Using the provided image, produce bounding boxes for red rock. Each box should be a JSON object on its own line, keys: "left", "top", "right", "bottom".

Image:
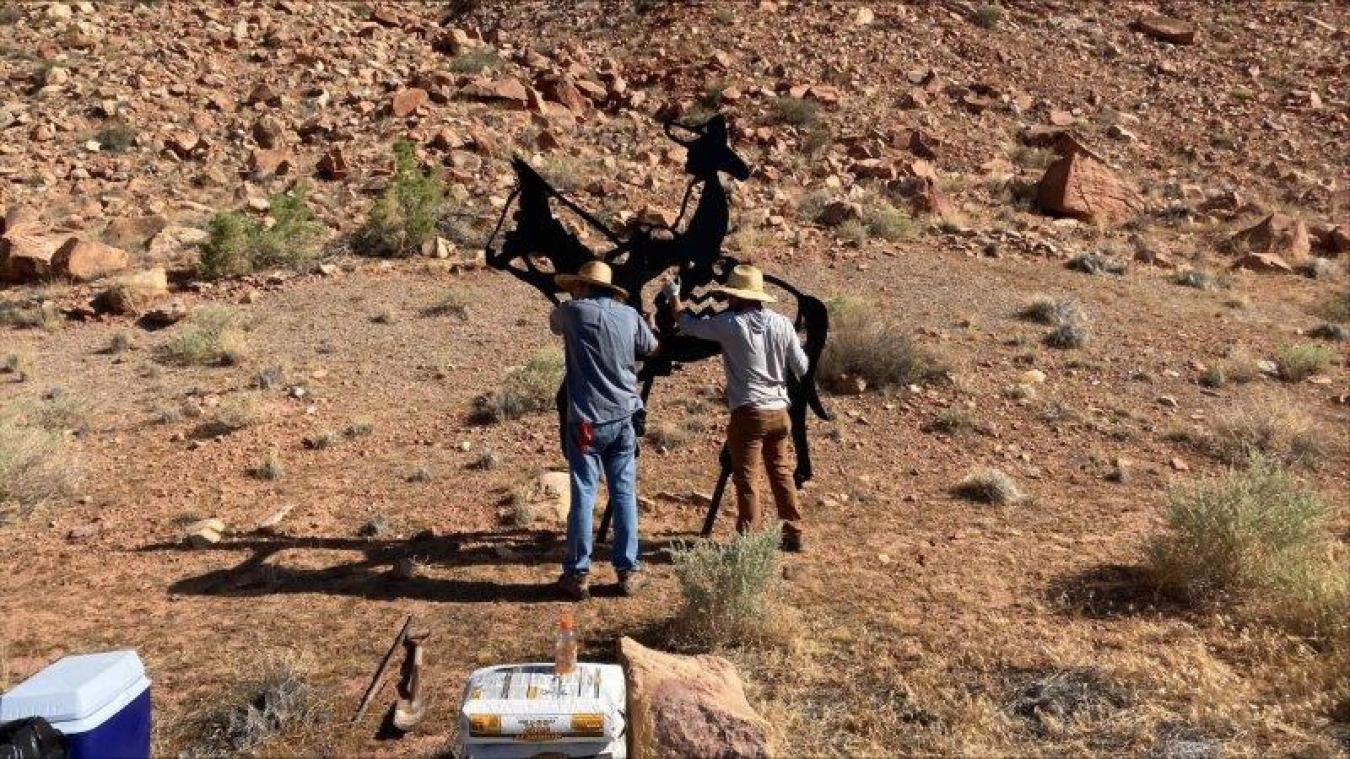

{"left": 249, "top": 148, "right": 293, "bottom": 177}
{"left": 462, "top": 76, "right": 529, "bottom": 108}
{"left": 897, "top": 88, "right": 928, "bottom": 109}
{"left": 1310, "top": 224, "right": 1348, "bottom": 257}
{"left": 166, "top": 130, "right": 203, "bottom": 159}
{"left": 1235, "top": 252, "right": 1293, "bottom": 273}
{"left": 391, "top": 87, "right": 430, "bottom": 117}
{"left": 1049, "top": 110, "right": 1076, "bottom": 126}
{"left": 51, "top": 237, "right": 130, "bottom": 281}
{"left": 1227, "top": 213, "right": 1311, "bottom": 262}
{"left": 621, "top": 638, "right": 772, "bottom": 759}
{"left": 538, "top": 74, "right": 588, "bottom": 113}
{"left": 315, "top": 147, "right": 348, "bottom": 180}
{"left": 574, "top": 78, "right": 608, "bottom": 102}
{"left": 808, "top": 85, "right": 841, "bottom": 105}
{"left": 0, "top": 229, "right": 63, "bottom": 283}
{"left": 1134, "top": 15, "right": 1196, "bottom": 45}
{"left": 816, "top": 200, "right": 861, "bottom": 227}
{"left": 246, "top": 82, "right": 282, "bottom": 106}
{"left": 1036, "top": 152, "right": 1143, "bottom": 224}
{"left": 849, "top": 159, "right": 897, "bottom": 180}
{"left": 467, "top": 126, "right": 505, "bottom": 159}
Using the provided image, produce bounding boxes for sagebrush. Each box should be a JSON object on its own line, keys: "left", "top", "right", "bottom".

{"left": 470, "top": 350, "right": 564, "bottom": 423}
{"left": 672, "top": 524, "right": 783, "bottom": 648}
{"left": 818, "top": 297, "right": 946, "bottom": 392}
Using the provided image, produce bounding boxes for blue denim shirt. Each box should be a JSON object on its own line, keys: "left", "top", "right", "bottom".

{"left": 550, "top": 295, "right": 658, "bottom": 424}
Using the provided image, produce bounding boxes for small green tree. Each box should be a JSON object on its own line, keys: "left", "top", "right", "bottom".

{"left": 356, "top": 140, "right": 448, "bottom": 257}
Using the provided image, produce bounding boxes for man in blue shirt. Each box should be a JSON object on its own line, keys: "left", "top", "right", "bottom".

{"left": 550, "top": 260, "right": 659, "bottom": 600}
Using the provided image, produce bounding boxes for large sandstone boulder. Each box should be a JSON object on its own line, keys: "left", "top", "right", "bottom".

{"left": 51, "top": 238, "right": 130, "bottom": 281}
{"left": 620, "top": 637, "right": 773, "bottom": 759}
{"left": 1227, "top": 213, "right": 1311, "bottom": 263}
{"left": 0, "top": 210, "right": 63, "bottom": 283}
{"left": 1036, "top": 150, "right": 1143, "bottom": 225}
{"left": 95, "top": 267, "right": 169, "bottom": 315}
{"left": 1133, "top": 15, "right": 1196, "bottom": 45}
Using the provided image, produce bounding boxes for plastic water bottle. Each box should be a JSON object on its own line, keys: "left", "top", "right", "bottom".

{"left": 554, "top": 614, "right": 579, "bottom": 675}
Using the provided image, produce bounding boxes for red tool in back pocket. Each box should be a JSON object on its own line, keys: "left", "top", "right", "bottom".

{"left": 576, "top": 421, "right": 595, "bottom": 453}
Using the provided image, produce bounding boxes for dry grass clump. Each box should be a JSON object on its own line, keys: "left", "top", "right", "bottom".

{"left": 1147, "top": 457, "right": 1326, "bottom": 600}
{"left": 1203, "top": 399, "right": 1326, "bottom": 467}
{"left": 863, "top": 200, "right": 919, "bottom": 242}
{"left": 252, "top": 448, "right": 285, "bottom": 481}
{"left": 1066, "top": 252, "right": 1127, "bottom": 276}
{"left": 0, "top": 419, "right": 80, "bottom": 521}
{"left": 163, "top": 306, "right": 249, "bottom": 366}
{"left": 1317, "top": 289, "right": 1350, "bottom": 323}
{"left": 1006, "top": 668, "right": 1125, "bottom": 733}
{"left": 953, "top": 467, "right": 1025, "bottom": 504}
{"left": 818, "top": 297, "right": 947, "bottom": 392}
{"left": 448, "top": 47, "right": 500, "bottom": 74}
{"left": 768, "top": 96, "right": 819, "bottom": 127}
{"left": 1199, "top": 351, "right": 1262, "bottom": 388}
{"left": 470, "top": 350, "right": 564, "bottom": 424}
{"left": 13, "top": 391, "right": 94, "bottom": 433}
{"left": 672, "top": 524, "right": 783, "bottom": 649}
{"left": 207, "top": 393, "right": 260, "bottom": 435}
{"left": 420, "top": 287, "right": 475, "bottom": 320}
{"left": 0, "top": 301, "right": 62, "bottom": 331}
{"left": 972, "top": 2, "right": 1003, "bottom": 29}
{"left": 1017, "top": 295, "right": 1080, "bottom": 325}
{"left": 1043, "top": 314, "right": 1090, "bottom": 350}
{"left": 1172, "top": 270, "right": 1227, "bottom": 291}
{"left": 1273, "top": 343, "right": 1335, "bottom": 382}
{"left": 1308, "top": 323, "right": 1348, "bottom": 342}
{"left": 185, "top": 653, "right": 329, "bottom": 755}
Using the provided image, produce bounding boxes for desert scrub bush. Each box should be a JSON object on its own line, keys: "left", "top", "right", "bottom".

{"left": 252, "top": 448, "right": 285, "bottom": 481}
{"left": 1066, "top": 252, "right": 1127, "bottom": 276}
{"left": 1199, "top": 350, "right": 1262, "bottom": 389}
{"left": 927, "top": 408, "right": 978, "bottom": 435}
{"left": 0, "top": 2, "right": 22, "bottom": 24}
{"left": 1274, "top": 343, "right": 1335, "bottom": 382}
{"left": 1016, "top": 295, "right": 1080, "bottom": 326}
{"left": 1308, "top": 323, "right": 1349, "bottom": 342}
{"left": 817, "top": 297, "right": 947, "bottom": 392}
{"left": 0, "top": 419, "right": 80, "bottom": 520}
{"left": 11, "top": 390, "right": 94, "bottom": 432}
{"left": 448, "top": 47, "right": 500, "bottom": 74}
{"left": 768, "top": 96, "right": 819, "bottom": 127}
{"left": 539, "top": 152, "right": 587, "bottom": 193}
{"left": 470, "top": 350, "right": 564, "bottom": 423}
{"left": 190, "top": 653, "right": 329, "bottom": 755}
{"left": 795, "top": 189, "right": 831, "bottom": 223}
{"left": 1146, "top": 456, "right": 1329, "bottom": 601}
{"left": 1, "top": 351, "right": 32, "bottom": 381}
{"left": 863, "top": 200, "right": 919, "bottom": 242}
{"left": 1173, "top": 270, "right": 1226, "bottom": 291}
{"left": 420, "top": 287, "right": 475, "bottom": 320}
{"left": 799, "top": 122, "right": 832, "bottom": 155}
{"left": 834, "top": 218, "right": 868, "bottom": 246}
{"left": 197, "top": 189, "right": 325, "bottom": 278}
{"left": 162, "top": 306, "right": 248, "bottom": 366}
{"left": 0, "top": 301, "right": 62, "bottom": 331}
{"left": 1318, "top": 289, "right": 1350, "bottom": 322}
{"left": 206, "top": 393, "right": 259, "bottom": 435}
{"left": 343, "top": 419, "right": 374, "bottom": 439}
{"left": 1296, "top": 257, "right": 1339, "bottom": 280}
{"left": 672, "top": 524, "right": 782, "bottom": 648}
{"left": 94, "top": 121, "right": 137, "bottom": 153}
{"left": 355, "top": 139, "right": 447, "bottom": 257}
{"left": 952, "top": 467, "right": 1025, "bottom": 504}
{"left": 972, "top": 3, "right": 1003, "bottom": 29}
{"left": 1204, "top": 399, "right": 1326, "bottom": 467}
{"left": 1011, "top": 145, "right": 1056, "bottom": 170}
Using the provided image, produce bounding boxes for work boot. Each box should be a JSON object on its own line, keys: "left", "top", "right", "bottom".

{"left": 558, "top": 573, "right": 590, "bottom": 601}
{"left": 617, "top": 570, "right": 647, "bottom": 597}
{"left": 781, "top": 531, "right": 804, "bottom": 554}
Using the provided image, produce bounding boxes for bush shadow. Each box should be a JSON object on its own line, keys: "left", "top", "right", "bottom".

{"left": 1045, "top": 563, "right": 1185, "bottom": 619}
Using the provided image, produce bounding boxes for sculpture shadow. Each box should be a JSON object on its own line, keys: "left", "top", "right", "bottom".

{"left": 1044, "top": 563, "right": 1183, "bottom": 620}
{"left": 148, "top": 529, "right": 681, "bottom": 605}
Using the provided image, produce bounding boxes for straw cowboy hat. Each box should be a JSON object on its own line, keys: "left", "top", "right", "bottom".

{"left": 555, "top": 260, "right": 628, "bottom": 300}
{"left": 712, "top": 264, "right": 777, "bottom": 303}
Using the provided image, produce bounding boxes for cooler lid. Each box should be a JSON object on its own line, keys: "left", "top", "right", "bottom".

{"left": 0, "top": 651, "right": 146, "bottom": 724}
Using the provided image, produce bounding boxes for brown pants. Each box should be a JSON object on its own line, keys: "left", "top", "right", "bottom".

{"left": 727, "top": 406, "right": 803, "bottom": 537}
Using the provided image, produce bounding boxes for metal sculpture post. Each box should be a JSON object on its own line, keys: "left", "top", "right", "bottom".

{"left": 484, "top": 114, "right": 830, "bottom": 541}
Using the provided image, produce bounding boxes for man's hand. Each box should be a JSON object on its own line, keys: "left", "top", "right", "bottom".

{"left": 661, "top": 275, "right": 683, "bottom": 316}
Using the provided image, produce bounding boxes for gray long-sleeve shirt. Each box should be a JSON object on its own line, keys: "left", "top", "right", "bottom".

{"left": 550, "top": 294, "right": 658, "bottom": 424}
{"left": 679, "top": 308, "right": 809, "bottom": 411}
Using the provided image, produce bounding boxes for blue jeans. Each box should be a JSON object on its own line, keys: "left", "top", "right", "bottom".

{"left": 563, "top": 416, "right": 639, "bottom": 576}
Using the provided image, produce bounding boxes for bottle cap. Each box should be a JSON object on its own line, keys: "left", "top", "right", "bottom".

{"left": 559, "top": 614, "right": 574, "bottom": 630}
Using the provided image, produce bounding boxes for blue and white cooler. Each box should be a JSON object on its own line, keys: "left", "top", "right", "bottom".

{"left": 0, "top": 650, "right": 151, "bottom": 759}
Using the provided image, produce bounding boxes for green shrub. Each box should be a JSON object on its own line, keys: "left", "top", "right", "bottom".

{"left": 972, "top": 3, "right": 1003, "bottom": 28}
{"left": 470, "top": 350, "right": 564, "bottom": 423}
{"left": 818, "top": 298, "right": 946, "bottom": 392}
{"left": 198, "top": 189, "right": 325, "bottom": 279}
{"left": 672, "top": 524, "right": 782, "bottom": 647}
{"left": 795, "top": 190, "right": 831, "bottom": 223}
{"left": 95, "top": 121, "right": 137, "bottom": 153}
{"left": 163, "top": 306, "right": 248, "bottom": 366}
{"left": 355, "top": 139, "right": 447, "bottom": 258}
{"left": 768, "top": 96, "right": 819, "bottom": 127}
{"left": 1274, "top": 343, "right": 1335, "bottom": 382}
{"left": 448, "top": 48, "right": 500, "bottom": 74}
{"left": 1147, "top": 456, "right": 1329, "bottom": 601}
{"left": 0, "top": 3, "right": 22, "bottom": 24}
{"left": 863, "top": 201, "right": 918, "bottom": 242}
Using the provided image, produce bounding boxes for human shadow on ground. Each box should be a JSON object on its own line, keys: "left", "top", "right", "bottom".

{"left": 146, "top": 528, "right": 684, "bottom": 605}
{"left": 1044, "top": 563, "right": 1186, "bottom": 619}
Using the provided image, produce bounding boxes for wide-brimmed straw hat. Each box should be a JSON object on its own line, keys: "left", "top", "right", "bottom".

{"left": 555, "top": 260, "right": 628, "bottom": 300}
{"left": 712, "top": 264, "right": 777, "bottom": 303}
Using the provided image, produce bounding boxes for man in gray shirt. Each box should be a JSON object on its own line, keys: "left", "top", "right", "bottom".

{"left": 550, "top": 260, "right": 658, "bottom": 600}
{"left": 667, "top": 264, "right": 809, "bottom": 552}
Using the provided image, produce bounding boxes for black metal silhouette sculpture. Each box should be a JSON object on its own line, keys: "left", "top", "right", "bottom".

{"left": 485, "top": 115, "right": 830, "bottom": 538}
